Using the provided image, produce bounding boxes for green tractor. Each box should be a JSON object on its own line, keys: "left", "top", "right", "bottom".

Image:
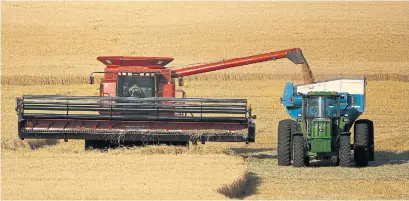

{"left": 278, "top": 78, "right": 374, "bottom": 167}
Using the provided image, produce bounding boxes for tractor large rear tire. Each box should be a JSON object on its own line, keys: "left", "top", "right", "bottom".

{"left": 339, "top": 135, "right": 352, "bottom": 167}
{"left": 277, "top": 119, "right": 296, "bottom": 166}
{"left": 292, "top": 135, "right": 306, "bottom": 167}
{"left": 354, "top": 120, "right": 372, "bottom": 167}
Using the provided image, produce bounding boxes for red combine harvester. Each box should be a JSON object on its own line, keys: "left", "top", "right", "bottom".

{"left": 16, "top": 48, "right": 308, "bottom": 150}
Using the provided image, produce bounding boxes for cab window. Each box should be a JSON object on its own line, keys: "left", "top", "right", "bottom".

{"left": 117, "top": 76, "right": 156, "bottom": 98}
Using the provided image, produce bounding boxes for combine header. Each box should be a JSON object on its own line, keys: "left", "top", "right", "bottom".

{"left": 17, "top": 48, "right": 310, "bottom": 149}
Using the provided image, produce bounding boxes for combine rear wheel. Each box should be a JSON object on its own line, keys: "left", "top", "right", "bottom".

{"left": 339, "top": 135, "right": 352, "bottom": 167}
{"left": 354, "top": 120, "right": 373, "bottom": 167}
{"left": 292, "top": 135, "right": 307, "bottom": 167}
{"left": 85, "top": 140, "right": 110, "bottom": 150}
{"left": 277, "top": 119, "right": 296, "bottom": 166}
{"left": 247, "top": 123, "right": 256, "bottom": 143}
{"left": 168, "top": 141, "right": 189, "bottom": 147}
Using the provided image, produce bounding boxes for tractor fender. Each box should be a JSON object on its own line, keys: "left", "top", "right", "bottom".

{"left": 340, "top": 132, "right": 351, "bottom": 136}
{"left": 338, "top": 132, "right": 353, "bottom": 150}
{"left": 292, "top": 132, "right": 303, "bottom": 137}
{"left": 290, "top": 132, "right": 304, "bottom": 147}
{"left": 337, "top": 132, "right": 351, "bottom": 142}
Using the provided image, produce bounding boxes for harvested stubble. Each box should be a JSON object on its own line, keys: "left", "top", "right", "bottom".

{"left": 2, "top": 150, "right": 248, "bottom": 200}
{"left": 244, "top": 150, "right": 409, "bottom": 200}
{"left": 217, "top": 171, "right": 252, "bottom": 199}
{"left": 26, "top": 139, "right": 59, "bottom": 150}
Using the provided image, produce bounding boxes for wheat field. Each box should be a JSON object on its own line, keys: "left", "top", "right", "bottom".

{"left": 2, "top": 1, "right": 409, "bottom": 200}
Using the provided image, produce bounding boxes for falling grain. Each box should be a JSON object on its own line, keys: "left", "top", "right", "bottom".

{"left": 299, "top": 63, "right": 315, "bottom": 84}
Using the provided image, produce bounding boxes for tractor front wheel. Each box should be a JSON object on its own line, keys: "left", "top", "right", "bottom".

{"left": 292, "top": 135, "right": 307, "bottom": 167}
{"left": 293, "top": 135, "right": 306, "bottom": 167}
{"left": 339, "top": 135, "right": 352, "bottom": 167}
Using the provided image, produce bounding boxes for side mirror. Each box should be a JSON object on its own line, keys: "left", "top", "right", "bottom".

{"left": 178, "top": 77, "right": 184, "bottom": 86}
{"left": 90, "top": 76, "right": 95, "bottom": 85}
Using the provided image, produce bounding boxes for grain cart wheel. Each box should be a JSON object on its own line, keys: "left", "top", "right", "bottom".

{"left": 292, "top": 135, "right": 307, "bottom": 167}
{"left": 368, "top": 120, "right": 374, "bottom": 161}
{"left": 339, "top": 134, "right": 352, "bottom": 167}
{"left": 354, "top": 120, "right": 371, "bottom": 166}
{"left": 357, "top": 120, "right": 374, "bottom": 161}
{"left": 247, "top": 123, "right": 256, "bottom": 143}
{"left": 277, "top": 119, "right": 296, "bottom": 166}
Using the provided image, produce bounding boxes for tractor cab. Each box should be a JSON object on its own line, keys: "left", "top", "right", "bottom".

{"left": 300, "top": 91, "right": 343, "bottom": 154}
{"left": 304, "top": 92, "right": 340, "bottom": 119}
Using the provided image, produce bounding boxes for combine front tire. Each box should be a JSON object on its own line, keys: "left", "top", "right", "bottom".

{"left": 354, "top": 120, "right": 372, "bottom": 167}
{"left": 339, "top": 135, "right": 352, "bottom": 167}
{"left": 277, "top": 119, "right": 296, "bottom": 166}
{"left": 292, "top": 135, "right": 307, "bottom": 167}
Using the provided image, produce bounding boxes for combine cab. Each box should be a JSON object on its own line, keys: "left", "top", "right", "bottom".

{"left": 16, "top": 48, "right": 310, "bottom": 150}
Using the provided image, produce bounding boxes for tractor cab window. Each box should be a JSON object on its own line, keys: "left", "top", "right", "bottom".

{"left": 117, "top": 76, "right": 156, "bottom": 98}
{"left": 326, "top": 97, "right": 340, "bottom": 118}
{"left": 307, "top": 96, "right": 326, "bottom": 118}
{"left": 306, "top": 96, "right": 340, "bottom": 118}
